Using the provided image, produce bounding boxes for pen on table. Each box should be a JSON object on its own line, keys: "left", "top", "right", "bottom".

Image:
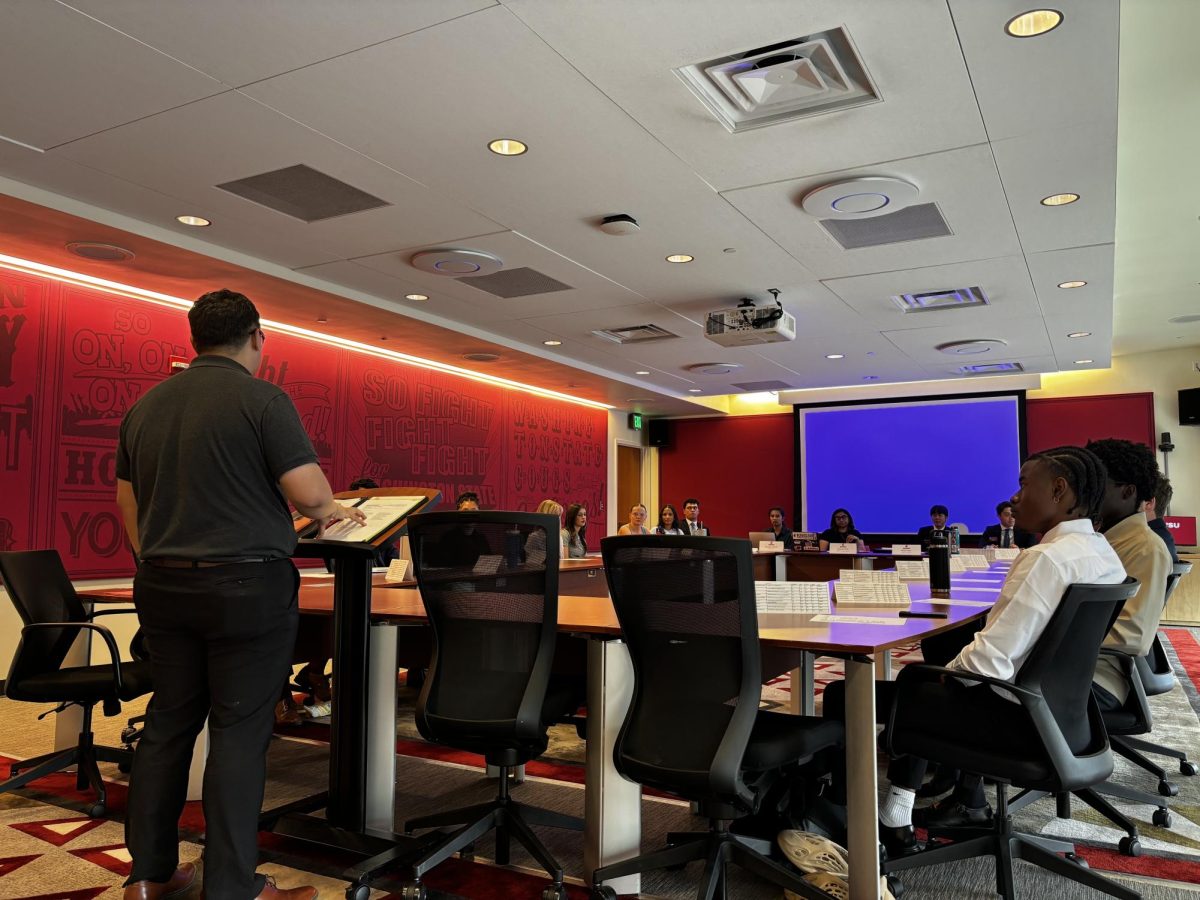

{"left": 899, "top": 611, "right": 948, "bottom": 619}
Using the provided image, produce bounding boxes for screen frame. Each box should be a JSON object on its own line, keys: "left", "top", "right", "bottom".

{"left": 792, "top": 389, "right": 1028, "bottom": 543}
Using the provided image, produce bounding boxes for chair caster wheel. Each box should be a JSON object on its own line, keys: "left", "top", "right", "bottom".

{"left": 458, "top": 841, "right": 475, "bottom": 861}
{"left": 1180, "top": 760, "right": 1197, "bottom": 777}
{"left": 400, "top": 882, "right": 426, "bottom": 900}
{"left": 590, "top": 887, "right": 618, "bottom": 900}
{"left": 1065, "top": 852, "right": 1089, "bottom": 868}
{"left": 542, "top": 884, "right": 567, "bottom": 900}
{"left": 1118, "top": 836, "right": 1142, "bottom": 857}
{"left": 1157, "top": 780, "right": 1179, "bottom": 797}
{"left": 87, "top": 802, "right": 106, "bottom": 818}
{"left": 346, "top": 883, "right": 371, "bottom": 900}
{"left": 1152, "top": 808, "right": 1172, "bottom": 828}
{"left": 886, "top": 874, "right": 906, "bottom": 898}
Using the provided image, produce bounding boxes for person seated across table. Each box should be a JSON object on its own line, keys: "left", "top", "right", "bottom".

{"left": 916, "top": 504, "right": 949, "bottom": 549}
{"left": 618, "top": 502, "right": 652, "bottom": 535}
{"left": 680, "top": 498, "right": 707, "bottom": 535}
{"left": 431, "top": 490, "right": 492, "bottom": 567}
{"left": 524, "top": 499, "right": 565, "bottom": 566}
{"left": 561, "top": 503, "right": 589, "bottom": 558}
{"left": 1143, "top": 473, "right": 1179, "bottom": 563}
{"left": 980, "top": 500, "right": 1037, "bottom": 550}
{"left": 818, "top": 508, "right": 864, "bottom": 551}
{"left": 767, "top": 506, "right": 795, "bottom": 549}
{"left": 822, "top": 445, "right": 1124, "bottom": 855}
{"left": 655, "top": 503, "right": 684, "bottom": 535}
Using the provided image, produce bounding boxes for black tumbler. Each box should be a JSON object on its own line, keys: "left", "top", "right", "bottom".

{"left": 929, "top": 528, "right": 951, "bottom": 597}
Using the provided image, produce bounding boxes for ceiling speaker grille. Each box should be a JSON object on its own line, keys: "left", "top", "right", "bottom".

{"left": 216, "top": 164, "right": 390, "bottom": 222}
{"left": 732, "top": 380, "right": 794, "bottom": 391}
{"left": 457, "top": 267, "right": 572, "bottom": 298}
{"left": 820, "top": 203, "right": 951, "bottom": 249}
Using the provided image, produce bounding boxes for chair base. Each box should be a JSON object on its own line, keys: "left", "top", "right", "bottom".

{"left": 1113, "top": 735, "right": 1193, "bottom": 791}
{"left": 591, "top": 823, "right": 831, "bottom": 900}
{"left": 887, "top": 786, "right": 1139, "bottom": 900}
{"left": 1, "top": 725, "right": 132, "bottom": 817}
{"left": 343, "top": 765, "right": 581, "bottom": 899}
{"left": 1007, "top": 785, "right": 1166, "bottom": 853}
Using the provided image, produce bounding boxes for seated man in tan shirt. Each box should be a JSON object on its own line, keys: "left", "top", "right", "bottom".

{"left": 1086, "top": 439, "right": 1173, "bottom": 710}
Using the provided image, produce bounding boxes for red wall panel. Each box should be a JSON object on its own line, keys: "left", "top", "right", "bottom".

{"left": 658, "top": 414, "right": 793, "bottom": 538}
{"left": 0, "top": 268, "right": 607, "bottom": 578}
{"left": 1026, "top": 393, "right": 1155, "bottom": 454}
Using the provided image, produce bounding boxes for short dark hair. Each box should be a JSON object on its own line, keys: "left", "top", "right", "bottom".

{"left": 995, "top": 500, "right": 1013, "bottom": 517}
{"left": 349, "top": 477, "right": 378, "bottom": 491}
{"left": 455, "top": 491, "right": 480, "bottom": 509}
{"left": 683, "top": 498, "right": 700, "bottom": 507}
{"left": 1154, "top": 474, "right": 1173, "bottom": 513}
{"left": 1086, "top": 439, "right": 1160, "bottom": 504}
{"left": 930, "top": 504, "right": 949, "bottom": 517}
{"left": 769, "top": 506, "right": 786, "bottom": 518}
{"left": 1027, "top": 445, "right": 1107, "bottom": 519}
{"left": 189, "top": 289, "right": 260, "bottom": 353}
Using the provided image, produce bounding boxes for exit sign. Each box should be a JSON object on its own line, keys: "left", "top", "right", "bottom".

{"left": 628, "top": 412, "right": 643, "bottom": 430}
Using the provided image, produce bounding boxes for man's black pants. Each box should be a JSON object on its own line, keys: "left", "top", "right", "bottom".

{"left": 125, "top": 559, "right": 298, "bottom": 898}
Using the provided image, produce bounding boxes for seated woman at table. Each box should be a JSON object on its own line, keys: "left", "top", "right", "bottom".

{"left": 818, "top": 508, "right": 865, "bottom": 551}
{"left": 561, "top": 503, "right": 589, "bottom": 558}
{"left": 618, "top": 502, "right": 652, "bottom": 535}
{"left": 821, "top": 445, "right": 1124, "bottom": 857}
{"left": 524, "top": 498, "right": 566, "bottom": 566}
{"left": 655, "top": 503, "right": 683, "bottom": 535}
{"left": 766, "top": 506, "right": 794, "bottom": 549}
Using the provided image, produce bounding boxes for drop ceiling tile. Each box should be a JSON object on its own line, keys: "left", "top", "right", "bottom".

{"left": 64, "top": 0, "right": 497, "bottom": 86}
{"left": 0, "top": 1, "right": 225, "bottom": 149}
{"left": 883, "top": 317, "right": 1053, "bottom": 366}
{"left": 1025, "top": 245, "right": 1115, "bottom": 318}
{"left": 920, "top": 353, "right": 1059, "bottom": 380}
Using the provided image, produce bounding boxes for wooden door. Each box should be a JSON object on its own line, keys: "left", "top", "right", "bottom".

{"left": 616, "top": 444, "right": 643, "bottom": 530}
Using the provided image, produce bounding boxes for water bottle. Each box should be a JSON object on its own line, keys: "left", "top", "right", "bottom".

{"left": 929, "top": 529, "right": 951, "bottom": 597}
{"left": 504, "top": 528, "right": 523, "bottom": 569}
{"left": 949, "top": 525, "right": 961, "bottom": 556}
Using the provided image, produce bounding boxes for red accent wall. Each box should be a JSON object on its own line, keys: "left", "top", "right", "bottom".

{"left": 1026, "top": 393, "right": 1155, "bottom": 454}
{"left": 0, "top": 268, "right": 607, "bottom": 578}
{"left": 658, "top": 414, "right": 793, "bottom": 538}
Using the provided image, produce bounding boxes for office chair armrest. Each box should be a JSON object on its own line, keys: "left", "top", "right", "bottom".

{"left": 892, "top": 663, "right": 1040, "bottom": 702}
{"left": 1096, "top": 647, "right": 1153, "bottom": 729}
{"left": 20, "top": 621, "right": 128, "bottom": 697}
{"left": 86, "top": 608, "right": 139, "bottom": 622}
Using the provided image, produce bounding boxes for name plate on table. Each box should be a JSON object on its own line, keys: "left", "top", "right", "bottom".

{"left": 828, "top": 542, "right": 860, "bottom": 555}
{"left": 792, "top": 531, "right": 820, "bottom": 551}
{"left": 384, "top": 559, "right": 410, "bottom": 583}
{"left": 758, "top": 540, "right": 785, "bottom": 552}
{"left": 891, "top": 544, "right": 923, "bottom": 555}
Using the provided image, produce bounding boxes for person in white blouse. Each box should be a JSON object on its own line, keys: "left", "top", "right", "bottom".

{"left": 822, "top": 445, "right": 1125, "bottom": 857}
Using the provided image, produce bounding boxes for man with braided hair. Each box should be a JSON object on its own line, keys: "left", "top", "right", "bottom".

{"left": 823, "top": 445, "right": 1125, "bottom": 854}
{"left": 1087, "top": 439, "right": 1172, "bottom": 711}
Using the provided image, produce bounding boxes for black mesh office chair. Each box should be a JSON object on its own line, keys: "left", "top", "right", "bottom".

{"left": 589, "top": 536, "right": 843, "bottom": 900}
{"left": 344, "top": 512, "right": 582, "bottom": 900}
{"left": 0, "top": 550, "right": 152, "bottom": 816}
{"left": 883, "top": 578, "right": 1140, "bottom": 900}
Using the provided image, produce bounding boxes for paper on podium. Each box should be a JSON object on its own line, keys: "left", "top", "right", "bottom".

{"left": 319, "top": 495, "right": 425, "bottom": 543}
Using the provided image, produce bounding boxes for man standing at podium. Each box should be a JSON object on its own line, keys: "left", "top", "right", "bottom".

{"left": 116, "top": 289, "right": 365, "bottom": 900}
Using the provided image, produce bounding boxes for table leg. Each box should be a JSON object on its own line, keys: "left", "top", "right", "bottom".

{"left": 845, "top": 656, "right": 882, "bottom": 900}
{"left": 584, "top": 638, "right": 640, "bottom": 895}
{"left": 365, "top": 622, "right": 399, "bottom": 833}
{"left": 788, "top": 652, "right": 816, "bottom": 715}
{"left": 875, "top": 651, "right": 893, "bottom": 681}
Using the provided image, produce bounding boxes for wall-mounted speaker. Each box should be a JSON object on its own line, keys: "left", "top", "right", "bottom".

{"left": 1181, "top": 388, "right": 1200, "bottom": 426}
{"left": 647, "top": 419, "right": 670, "bottom": 447}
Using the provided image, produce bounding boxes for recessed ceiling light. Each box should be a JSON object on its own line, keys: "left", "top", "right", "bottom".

{"left": 404, "top": 293, "right": 429, "bottom": 301}
{"left": 665, "top": 254, "right": 694, "bottom": 263}
{"left": 1074, "top": 359, "right": 1093, "bottom": 365}
{"left": 1067, "top": 331, "right": 1091, "bottom": 338}
{"left": 825, "top": 353, "right": 845, "bottom": 360}
{"left": 1005, "top": 9, "right": 1064, "bottom": 38}
{"left": 316, "top": 315, "right": 328, "bottom": 325}
{"left": 176, "top": 214, "right": 211, "bottom": 227}
{"left": 635, "top": 370, "right": 651, "bottom": 376}
{"left": 688, "top": 388, "right": 703, "bottom": 393}
{"left": 543, "top": 339, "right": 562, "bottom": 346}
{"left": 1057, "top": 280, "right": 1087, "bottom": 289}
{"left": 488, "top": 138, "right": 527, "bottom": 156}
{"left": 1041, "top": 192, "right": 1079, "bottom": 206}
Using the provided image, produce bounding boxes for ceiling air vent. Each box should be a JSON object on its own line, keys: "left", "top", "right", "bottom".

{"left": 217, "top": 164, "right": 390, "bottom": 222}
{"left": 958, "top": 362, "right": 1024, "bottom": 375}
{"left": 732, "top": 380, "right": 794, "bottom": 391}
{"left": 457, "top": 267, "right": 571, "bottom": 298}
{"left": 821, "top": 203, "right": 951, "bottom": 250}
{"left": 592, "top": 324, "right": 679, "bottom": 345}
{"left": 675, "top": 29, "right": 879, "bottom": 133}
{"left": 893, "top": 286, "right": 988, "bottom": 314}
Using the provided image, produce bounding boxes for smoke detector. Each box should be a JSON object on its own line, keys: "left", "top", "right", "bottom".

{"left": 801, "top": 177, "right": 919, "bottom": 219}
{"left": 936, "top": 339, "right": 1008, "bottom": 356}
{"left": 684, "top": 362, "right": 744, "bottom": 376}
{"left": 410, "top": 249, "right": 503, "bottom": 277}
{"left": 598, "top": 214, "right": 640, "bottom": 236}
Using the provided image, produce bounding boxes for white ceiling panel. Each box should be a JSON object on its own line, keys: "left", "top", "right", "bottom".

{"left": 0, "top": 1, "right": 225, "bottom": 149}
{"left": 948, "top": 0, "right": 1119, "bottom": 141}
{"left": 921, "top": 354, "right": 1060, "bottom": 380}
{"left": 1025, "top": 245, "right": 1115, "bottom": 320}
{"left": 990, "top": 122, "right": 1117, "bottom": 253}
{"left": 502, "top": 0, "right": 987, "bottom": 191}
{"left": 1042, "top": 312, "right": 1114, "bottom": 368}
{"left": 883, "top": 316, "right": 1053, "bottom": 366}
{"left": 722, "top": 144, "right": 1021, "bottom": 279}
{"left": 51, "top": 92, "right": 501, "bottom": 269}
{"left": 64, "top": 0, "right": 496, "bottom": 87}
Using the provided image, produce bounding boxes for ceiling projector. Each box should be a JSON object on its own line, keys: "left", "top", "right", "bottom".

{"left": 704, "top": 290, "right": 796, "bottom": 347}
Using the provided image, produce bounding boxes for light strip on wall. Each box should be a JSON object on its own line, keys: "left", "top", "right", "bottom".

{"left": 0, "top": 254, "right": 613, "bottom": 410}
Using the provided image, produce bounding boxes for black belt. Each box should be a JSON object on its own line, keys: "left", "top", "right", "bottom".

{"left": 141, "top": 557, "right": 277, "bottom": 569}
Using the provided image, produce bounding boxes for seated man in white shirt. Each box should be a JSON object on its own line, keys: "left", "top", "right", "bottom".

{"left": 823, "top": 445, "right": 1125, "bottom": 856}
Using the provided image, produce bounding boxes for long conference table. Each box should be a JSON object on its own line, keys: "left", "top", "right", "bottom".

{"left": 83, "top": 558, "right": 1010, "bottom": 900}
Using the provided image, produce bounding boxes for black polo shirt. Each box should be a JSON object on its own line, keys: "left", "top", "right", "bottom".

{"left": 116, "top": 354, "right": 319, "bottom": 561}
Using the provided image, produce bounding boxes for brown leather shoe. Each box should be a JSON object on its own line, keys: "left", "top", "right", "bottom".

{"left": 256, "top": 876, "right": 318, "bottom": 900}
{"left": 123, "top": 862, "right": 197, "bottom": 899}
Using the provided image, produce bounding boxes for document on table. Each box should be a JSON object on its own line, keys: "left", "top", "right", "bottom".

{"left": 319, "top": 495, "right": 426, "bottom": 543}
{"left": 835, "top": 582, "right": 912, "bottom": 607}
{"left": 755, "top": 581, "right": 831, "bottom": 615}
{"left": 921, "top": 598, "right": 993, "bottom": 607}
{"left": 811, "top": 614, "right": 906, "bottom": 626}
{"left": 949, "top": 586, "right": 1002, "bottom": 593}
{"left": 839, "top": 568, "right": 901, "bottom": 584}
{"left": 896, "top": 560, "right": 930, "bottom": 580}
{"left": 993, "top": 548, "right": 1021, "bottom": 560}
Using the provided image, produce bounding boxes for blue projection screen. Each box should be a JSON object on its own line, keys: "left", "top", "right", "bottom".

{"left": 800, "top": 396, "right": 1023, "bottom": 534}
